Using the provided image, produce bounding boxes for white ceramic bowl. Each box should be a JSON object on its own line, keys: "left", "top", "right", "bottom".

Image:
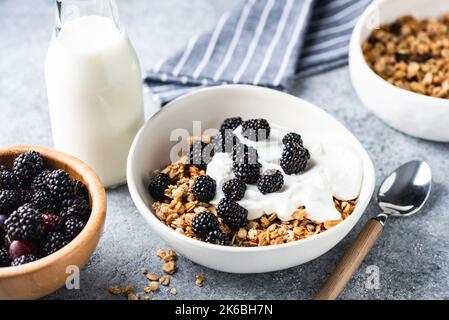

{"left": 127, "top": 85, "right": 375, "bottom": 273}
{"left": 349, "top": 0, "right": 449, "bottom": 142}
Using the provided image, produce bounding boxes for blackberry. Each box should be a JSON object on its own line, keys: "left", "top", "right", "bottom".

{"left": 233, "top": 163, "right": 261, "bottom": 184}
{"left": 211, "top": 131, "right": 240, "bottom": 153}
{"left": 64, "top": 217, "right": 86, "bottom": 240}
{"left": 192, "top": 176, "right": 216, "bottom": 202}
{"left": 30, "top": 190, "right": 58, "bottom": 213}
{"left": 241, "top": 119, "right": 271, "bottom": 141}
{"left": 0, "top": 247, "right": 11, "bottom": 267}
{"left": 0, "top": 190, "right": 24, "bottom": 215}
{"left": 42, "top": 213, "right": 64, "bottom": 231}
{"left": 367, "top": 35, "right": 379, "bottom": 45}
{"left": 205, "top": 230, "right": 230, "bottom": 246}
{"left": 257, "top": 169, "right": 284, "bottom": 194}
{"left": 13, "top": 151, "right": 44, "bottom": 185}
{"left": 20, "top": 189, "right": 33, "bottom": 203}
{"left": 415, "top": 53, "right": 432, "bottom": 63}
{"left": 280, "top": 142, "right": 310, "bottom": 175}
{"left": 282, "top": 132, "right": 303, "bottom": 146}
{"left": 191, "top": 211, "right": 219, "bottom": 238}
{"left": 220, "top": 117, "right": 243, "bottom": 132}
{"left": 0, "top": 168, "right": 20, "bottom": 190}
{"left": 389, "top": 22, "right": 402, "bottom": 35}
{"left": 217, "top": 198, "right": 248, "bottom": 231}
{"left": 148, "top": 173, "right": 171, "bottom": 201}
{"left": 30, "top": 170, "right": 50, "bottom": 191}
{"left": 232, "top": 144, "right": 258, "bottom": 165}
{"left": 188, "top": 141, "right": 214, "bottom": 170}
{"left": 0, "top": 214, "right": 7, "bottom": 247}
{"left": 4, "top": 205, "right": 45, "bottom": 241}
{"left": 395, "top": 52, "right": 410, "bottom": 63}
{"left": 222, "top": 179, "right": 246, "bottom": 201}
{"left": 46, "top": 169, "right": 75, "bottom": 201}
{"left": 74, "top": 180, "right": 88, "bottom": 200}
{"left": 8, "top": 240, "right": 38, "bottom": 259}
{"left": 3, "top": 234, "right": 11, "bottom": 248}
{"left": 0, "top": 214, "right": 7, "bottom": 234}
{"left": 42, "top": 231, "right": 68, "bottom": 256}
{"left": 11, "top": 254, "right": 38, "bottom": 266}
{"left": 60, "top": 197, "right": 90, "bottom": 220}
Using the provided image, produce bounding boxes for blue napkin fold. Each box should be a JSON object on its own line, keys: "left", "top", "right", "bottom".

{"left": 145, "top": 0, "right": 372, "bottom": 105}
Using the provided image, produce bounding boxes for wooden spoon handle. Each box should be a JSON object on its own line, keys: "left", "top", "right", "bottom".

{"left": 314, "top": 218, "right": 384, "bottom": 300}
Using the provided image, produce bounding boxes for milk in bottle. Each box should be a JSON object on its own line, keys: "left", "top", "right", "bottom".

{"left": 45, "top": 0, "right": 144, "bottom": 187}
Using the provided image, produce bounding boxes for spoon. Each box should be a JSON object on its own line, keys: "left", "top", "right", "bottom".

{"left": 314, "top": 160, "right": 432, "bottom": 300}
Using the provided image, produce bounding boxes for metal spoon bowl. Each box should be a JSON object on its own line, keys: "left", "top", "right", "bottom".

{"left": 315, "top": 160, "right": 432, "bottom": 300}
{"left": 377, "top": 160, "right": 432, "bottom": 218}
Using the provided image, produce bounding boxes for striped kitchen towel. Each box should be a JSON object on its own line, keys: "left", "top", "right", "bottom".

{"left": 145, "top": 0, "right": 372, "bottom": 105}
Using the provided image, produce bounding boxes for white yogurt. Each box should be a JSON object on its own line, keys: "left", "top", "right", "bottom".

{"left": 45, "top": 16, "right": 144, "bottom": 187}
{"left": 207, "top": 124, "right": 363, "bottom": 222}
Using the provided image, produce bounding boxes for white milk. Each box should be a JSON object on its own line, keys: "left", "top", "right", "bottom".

{"left": 45, "top": 15, "right": 144, "bottom": 187}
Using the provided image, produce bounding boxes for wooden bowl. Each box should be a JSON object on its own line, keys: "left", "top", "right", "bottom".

{"left": 0, "top": 146, "right": 106, "bottom": 299}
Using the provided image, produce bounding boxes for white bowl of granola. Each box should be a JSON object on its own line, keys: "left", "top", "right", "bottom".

{"left": 349, "top": 0, "right": 449, "bottom": 142}
{"left": 127, "top": 85, "right": 375, "bottom": 273}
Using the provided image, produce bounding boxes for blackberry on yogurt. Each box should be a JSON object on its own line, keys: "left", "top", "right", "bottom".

{"left": 188, "top": 141, "right": 215, "bottom": 171}
{"left": 241, "top": 119, "right": 271, "bottom": 141}
{"left": 220, "top": 117, "right": 243, "bottom": 132}
{"left": 257, "top": 169, "right": 284, "bottom": 194}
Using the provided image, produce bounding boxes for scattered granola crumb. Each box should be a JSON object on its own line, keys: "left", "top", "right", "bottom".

{"left": 144, "top": 281, "right": 159, "bottom": 293}
{"left": 146, "top": 274, "right": 159, "bottom": 281}
{"left": 122, "top": 286, "right": 135, "bottom": 296}
{"left": 108, "top": 286, "right": 121, "bottom": 296}
{"left": 140, "top": 267, "right": 148, "bottom": 275}
{"left": 108, "top": 250, "right": 180, "bottom": 300}
{"left": 160, "top": 275, "right": 170, "bottom": 286}
{"left": 156, "top": 249, "right": 166, "bottom": 259}
{"left": 195, "top": 275, "right": 204, "bottom": 287}
{"left": 163, "top": 249, "right": 177, "bottom": 262}
{"left": 127, "top": 292, "right": 140, "bottom": 300}
{"left": 122, "top": 286, "right": 139, "bottom": 300}
{"left": 163, "top": 260, "right": 177, "bottom": 275}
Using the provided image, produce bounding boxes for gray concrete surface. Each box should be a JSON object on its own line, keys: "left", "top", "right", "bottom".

{"left": 1, "top": 0, "right": 448, "bottom": 300}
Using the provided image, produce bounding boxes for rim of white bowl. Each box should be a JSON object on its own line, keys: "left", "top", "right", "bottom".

{"left": 127, "top": 85, "right": 376, "bottom": 253}
{"left": 351, "top": 0, "right": 449, "bottom": 105}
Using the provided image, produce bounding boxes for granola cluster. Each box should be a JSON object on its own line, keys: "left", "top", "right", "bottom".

{"left": 151, "top": 158, "right": 356, "bottom": 247}
{"left": 363, "top": 14, "right": 449, "bottom": 99}
{"left": 108, "top": 248, "right": 199, "bottom": 300}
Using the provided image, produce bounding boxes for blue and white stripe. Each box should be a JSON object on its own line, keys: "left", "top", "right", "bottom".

{"left": 145, "top": 0, "right": 372, "bottom": 105}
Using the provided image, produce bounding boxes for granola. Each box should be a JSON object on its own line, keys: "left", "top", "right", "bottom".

{"left": 146, "top": 274, "right": 159, "bottom": 281}
{"left": 144, "top": 281, "right": 159, "bottom": 292}
{"left": 108, "top": 286, "right": 122, "bottom": 296}
{"left": 363, "top": 14, "right": 449, "bottom": 99}
{"left": 160, "top": 275, "right": 170, "bottom": 286}
{"left": 108, "top": 249, "right": 181, "bottom": 300}
{"left": 195, "top": 275, "right": 205, "bottom": 287}
{"left": 151, "top": 158, "right": 357, "bottom": 247}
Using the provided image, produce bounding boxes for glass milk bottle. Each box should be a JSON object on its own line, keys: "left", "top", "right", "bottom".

{"left": 45, "top": 0, "right": 144, "bottom": 187}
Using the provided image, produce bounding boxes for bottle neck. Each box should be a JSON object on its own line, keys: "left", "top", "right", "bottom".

{"left": 55, "top": 0, "right": 120, "bottom": 35}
